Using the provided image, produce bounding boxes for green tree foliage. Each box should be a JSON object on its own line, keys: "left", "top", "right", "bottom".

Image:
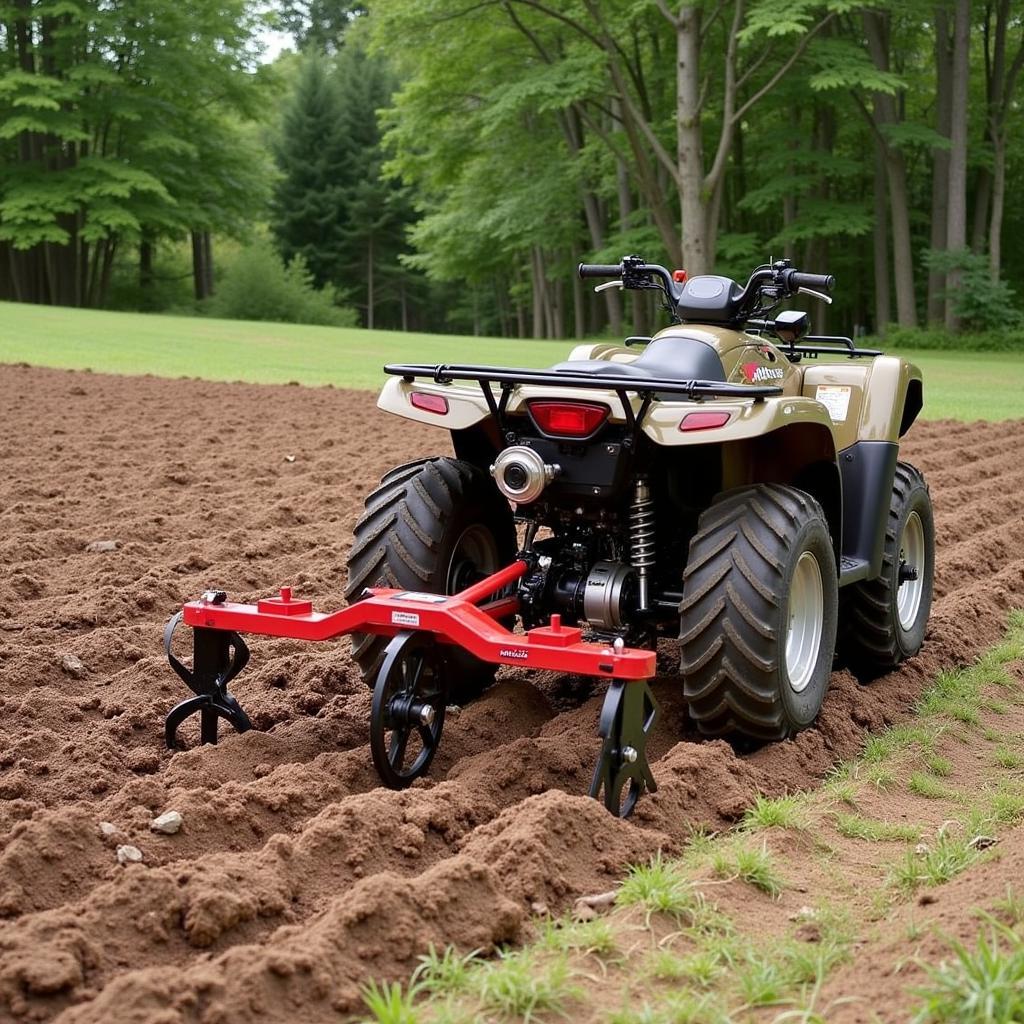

{"left": 7, "top": 0, "right": 1024, "bottom": 338}
{"left": 276, "top": 0, "right": 365, "bottom": 52}
{"left": 270, "top": 44, "right": 416, "bottom": 329}
{"left": 0, "top": 0, "right": 271, "bottom": 307}
{"left": 364, "top": 0, "right": 1024, "bottom": 338}
{"left": 271, "top": 55, "right": 354, "bottom": 289}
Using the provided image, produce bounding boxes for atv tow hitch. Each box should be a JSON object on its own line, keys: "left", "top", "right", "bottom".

{"left": 164, "top": 562, "right": 659, "bottom": 816}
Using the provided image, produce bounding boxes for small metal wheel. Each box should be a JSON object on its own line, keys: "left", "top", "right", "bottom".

{"left": 370, "top": 631, "right": 448, "bottom": 789}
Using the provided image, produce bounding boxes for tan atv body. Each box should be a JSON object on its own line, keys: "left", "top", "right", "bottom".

{"left": 353, "top": 256, "right": 933, "bottom": 746}
{"left": 378, "top": 323, "right": 923, "bottom": 586}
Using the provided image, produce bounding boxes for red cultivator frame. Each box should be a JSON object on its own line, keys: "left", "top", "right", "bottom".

{"left": 165, "top": 560, "right": 659, "bottom": 815}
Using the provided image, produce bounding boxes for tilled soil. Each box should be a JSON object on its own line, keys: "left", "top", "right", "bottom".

{"left": 0, "top": 364, "right": 1022, "bottom": 1023}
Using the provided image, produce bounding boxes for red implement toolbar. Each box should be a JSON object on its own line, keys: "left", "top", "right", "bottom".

{"left": 181, "top": 561, "right": 655, "bottom": 680}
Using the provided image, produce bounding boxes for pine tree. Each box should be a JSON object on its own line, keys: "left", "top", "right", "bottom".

{"left": 333, "top": 46, "right": 414, "bottom": 329}
{"left": 270, "top": 55, "right": 355, "bottom": 289}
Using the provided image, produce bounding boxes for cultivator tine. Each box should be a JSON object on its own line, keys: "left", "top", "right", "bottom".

{"left": 589, "top": 680, "right": 658, "bottom": 817}
{"left": 164, "top": 612, "right": 253, "bottom": 749}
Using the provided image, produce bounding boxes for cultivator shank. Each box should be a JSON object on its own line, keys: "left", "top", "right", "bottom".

{"left": 164, "top": 564, "right": 659, "bottom": 815}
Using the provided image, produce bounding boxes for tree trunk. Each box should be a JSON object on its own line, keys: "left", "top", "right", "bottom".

{"left": 531, "top": 246, "right": 545, "bottom": 339}
{"left": 945, "top": 0, "right": 970, "bottom": 331}
{"left": 864, "top": 11, "right": 917, "bottom": 328}
{"left": 366, "top": 233, "right": 374, "bottom": 330}
{"left": 984, "top": 0, "right": 1022, "bottom": 280}
{"left": 886, "top": 153, "right": 916, "bottom": 328}
{"left": 927, "top": 4, "right": 952, "bottom": 324}
{"left": 566, "top": 102, "right": 622, "bottom": 333}
{"left": 191, "top": 231, "right": 213, "bottom": 302}
{"left": 572, "top": 268, "right": 585, "bottom": 339}
{"left": 203, "top": 233, "right": 213, "bottom": 298}
{"left": 872, "top": 142, "right": 891, "bottom": 333}
{"left": 400, "top": 279, "right": 408, "bottom": 332}
{"left": 140, "top": 239, "right": 153, "bottom": 294}
{"left": 970, "top": 168, "right": 991, "bottom": 252}
{"left": 550, "top": 272, "right": 563, "bottom": 339}
{"left": 676, "top": 5, "right": 708, "bottom": 274}
{"left": 989, "top": 136, "right": 1007, "bottom": 279}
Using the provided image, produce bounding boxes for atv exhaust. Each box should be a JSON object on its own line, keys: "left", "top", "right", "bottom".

{"left": 490, "top": 446, "right": 560, "bottom": 504}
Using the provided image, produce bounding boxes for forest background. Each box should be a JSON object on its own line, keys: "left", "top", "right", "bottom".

{"left": 1, "top": 0, "right": 1022, "bottom": 345}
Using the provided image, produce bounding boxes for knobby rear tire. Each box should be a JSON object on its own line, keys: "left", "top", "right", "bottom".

{"left": 679, "top": 484, "right": 839, "bottom": 742}
{"left": 344, "top": 457, "right": 516, "bottom": 703}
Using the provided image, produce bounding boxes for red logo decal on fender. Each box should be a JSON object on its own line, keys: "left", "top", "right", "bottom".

{"left": 741, "top": 363, "right": 785, "bottom": 384}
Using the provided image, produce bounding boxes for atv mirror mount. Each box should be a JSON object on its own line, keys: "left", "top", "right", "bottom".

{"left": 773, "top": 309, "right": 809, "bottom": 344}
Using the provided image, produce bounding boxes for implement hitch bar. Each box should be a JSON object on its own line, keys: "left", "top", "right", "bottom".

{"left": 164, "top": 560, "right": 659, "bottom": 816}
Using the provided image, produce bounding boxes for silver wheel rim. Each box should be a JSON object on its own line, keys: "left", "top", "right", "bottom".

{"left": 446, "top": 524, "right": 500, "bottom": 593}
{"left": 897, "top": 511, "right": 925, "bottom": 631}
{"left": 786, "top": 550, "right": 824, "bottom": 693}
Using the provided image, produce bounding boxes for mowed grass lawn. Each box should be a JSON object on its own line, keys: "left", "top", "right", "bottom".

{"left": 2, "top": 301, "right": 1022, "bottom": 420}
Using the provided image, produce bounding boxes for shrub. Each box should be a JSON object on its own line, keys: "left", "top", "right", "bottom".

{"left": 869, "top": 325, "right": 1024, "bottom": 351}
{"left": 921, "top": 248, "right": 1024, "bottom": 332}
{"left": 207, "top": 240, "right": 357, "bottom": 327}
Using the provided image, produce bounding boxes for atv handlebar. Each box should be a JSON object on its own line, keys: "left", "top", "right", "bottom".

{"left": 783, "top": 271, "right": 835, "bottom": 293}
{"left": 578, "top": 255, "right": 836, "bottom": 324}
{"left": 578, "top": 263, "right": 623, "bottom": 278}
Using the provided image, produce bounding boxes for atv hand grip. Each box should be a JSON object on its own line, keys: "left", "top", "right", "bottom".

{"left": 578, "top": 263, "right": 622, "bottom": 279}
{"left": 787, "top": 271, "right": 835, "bottom": 293}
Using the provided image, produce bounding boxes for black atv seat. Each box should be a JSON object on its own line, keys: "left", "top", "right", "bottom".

{"left": 550, "top": 335, "right": 726, "bottom": 384}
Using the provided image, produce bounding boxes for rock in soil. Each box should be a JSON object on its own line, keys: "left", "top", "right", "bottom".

{"left": 115, "top": 845, "right": 143, "bottom": 865}
{"left": 150, "top": 811, "right": 183, "bottom": 835}
{"left": 60, "top": 653, "right": 87, "bottom": 678}
{"left": 85, "top": 540, "right": 120, "bottom": 553}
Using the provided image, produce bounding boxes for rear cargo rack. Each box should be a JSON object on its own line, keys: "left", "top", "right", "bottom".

{"left": 386, "top": 363, "right": 782, "bottom": 403}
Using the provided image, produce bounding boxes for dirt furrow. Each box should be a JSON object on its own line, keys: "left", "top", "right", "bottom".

{"left": 1, "top": 366, "right": 1023, "bottom": 1023}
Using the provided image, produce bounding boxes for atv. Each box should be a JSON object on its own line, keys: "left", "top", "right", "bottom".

{"left": 163, "top": 255, "right": 934, "bottom": 817}
{"left": 349, "top": 255, "right": 934, "bottom": 742}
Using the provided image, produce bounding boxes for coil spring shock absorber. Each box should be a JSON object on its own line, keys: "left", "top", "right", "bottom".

{"left": 629, "top": 476, "right": 655, "bottom": 611}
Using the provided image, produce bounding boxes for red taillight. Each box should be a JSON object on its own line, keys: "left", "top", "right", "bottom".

{"left": 528, "top": 400, "right": 610, "bottom": 438}
{"left": 410, "top": 391, "right": 449, "bottom": 415}
{"left": 679, "top": 410, "right": 731, "bottom": 431}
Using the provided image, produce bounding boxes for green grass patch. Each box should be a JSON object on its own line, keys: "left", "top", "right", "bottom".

{"left": 887, "top": 829, "right": 987, "bottom": 895}
{"left": 834, "top": 813, "right": 921, "bottom": 843}
{"left": 473, "top": 948, "right": 578, "bottom": 1022}
{"left": 535, "top": 916, "right": 620, "bottom": 962}
{"left": 911, "top": 919, "right": 1024, "bottom": 1023}
{"left": 741, "top": 793, "right": 806, "bottom": 831}
{"left": 925, "top": 754, "right": 954, "bottom": 777}
{"left": 361, "top": 980, "right": 420, "bottom": 1024}
{"left": 617, "top": 853, "right": 703, "bottom": 922}
{"left": 412, "top": 946, "right": 479, "bottom": 999}
{"left": 3, "top": 301, "right": 1023, "bottom": 419}
{"left": 711, "top": 842, "right": 785, "bottom": 897}
{"left": 909, "top": 772, "right": 954, "bottom": 799}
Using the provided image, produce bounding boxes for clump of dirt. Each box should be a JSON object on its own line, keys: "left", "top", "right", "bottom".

{"left": 1, "top": 365, "right": 1023, "bottom": 1022}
